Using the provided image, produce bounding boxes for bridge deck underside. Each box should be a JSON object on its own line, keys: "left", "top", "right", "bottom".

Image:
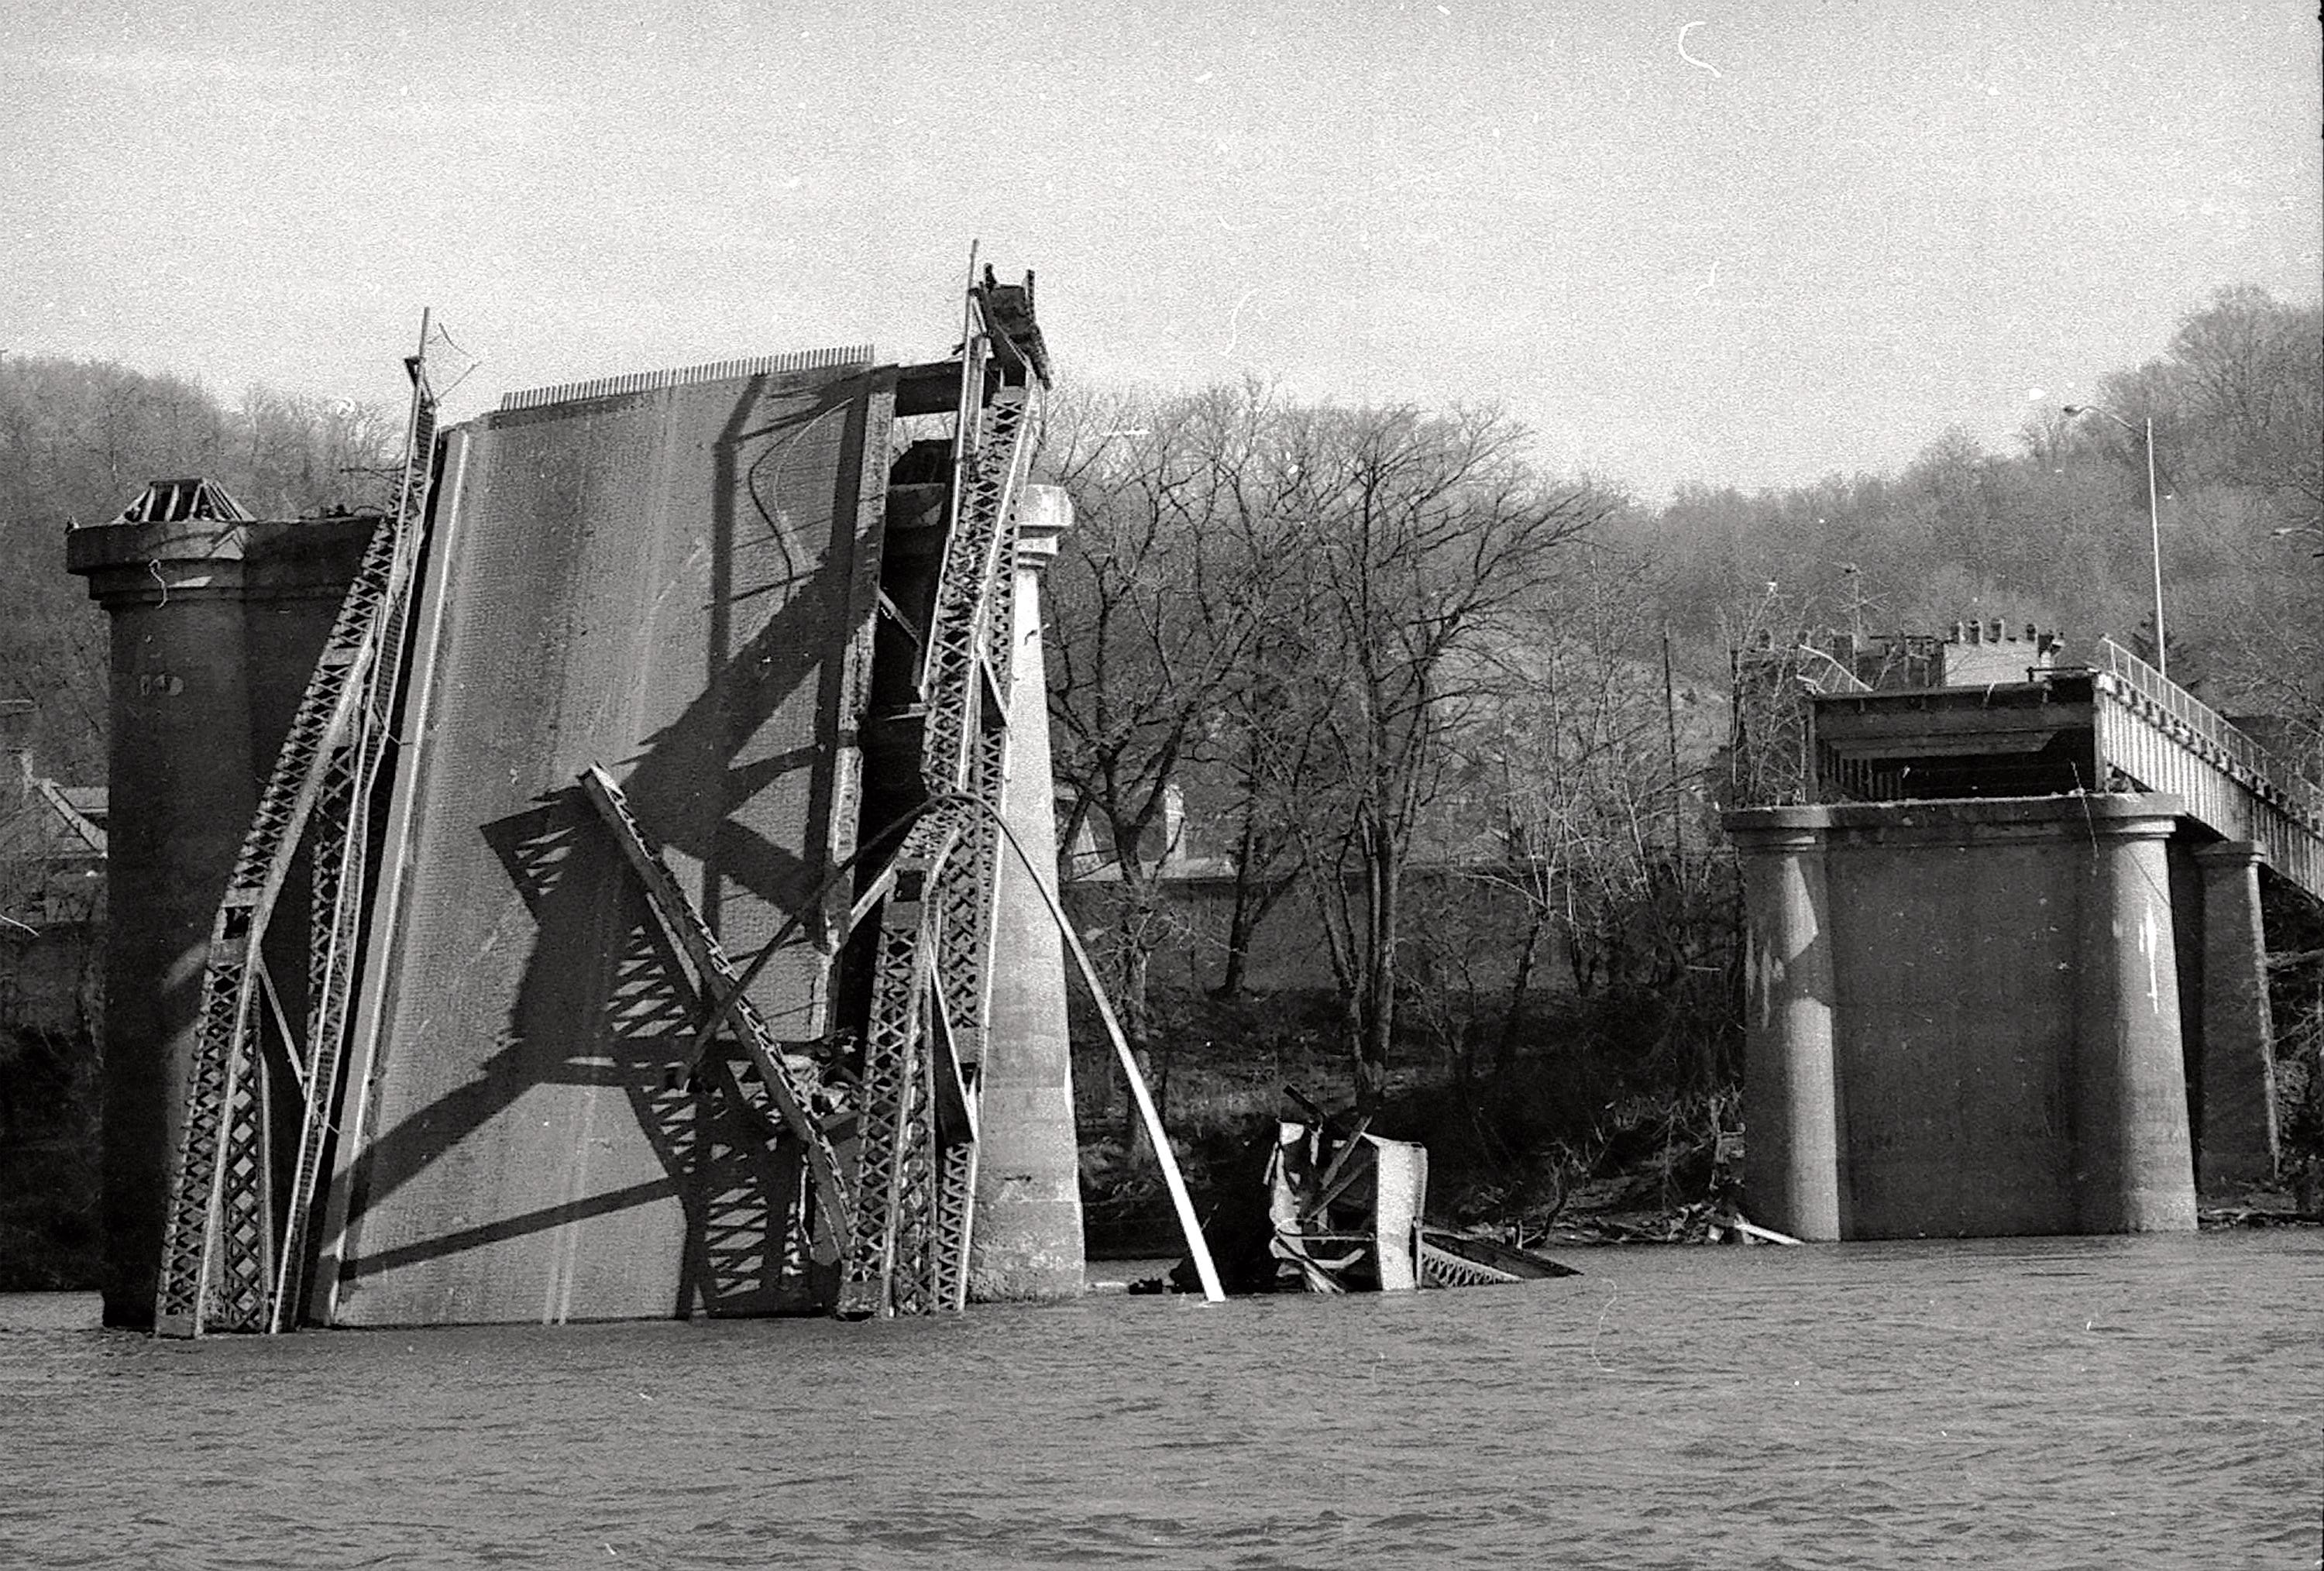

{"left": 321, "top": 363, "right": 891, "bottom": 1327}
{"left": 1810, "top": 668, "right": 2322, "bottom": 904}
{"left": 1812, "top": 682, "right": 2099, "bottom": 802}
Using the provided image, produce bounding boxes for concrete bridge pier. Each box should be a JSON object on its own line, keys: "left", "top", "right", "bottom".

{"left": 2069, "top": 808, "right": 2201, "bottom": 1233}
{"left": 1728, "top": 796, "right": 2199, "bottom": 1240}
{"left": 968, "top": 484, "right": 1086, "bottom": 1301}
{"left": 2192, "top": 841, "right": 2278, "bottom": 1194}
{"left": 1735, "top": 819, "right": 1841, "bottom": 1241}
{"left": 67, "top": 510, "right": 379, "bottom": 1326}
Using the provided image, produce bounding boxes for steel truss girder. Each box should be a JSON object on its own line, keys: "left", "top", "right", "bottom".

{"left": 840, "top": 278, "right": 1037, "bottom": 1317}
{"left": 153, "top": 339, "right": 438, "bottom": 1338}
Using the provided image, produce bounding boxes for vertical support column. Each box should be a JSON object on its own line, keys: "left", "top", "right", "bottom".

{"left": 1727, "top": 811, "right": 1842, "bottom": 1241}
{"left": 2070, "top": 810, "right": 2199, "bottom": 1232}
{"left": 2164, "top": 837, "right": 2205, "bottom": 1157}
{"left": 2193, "top": 841, "right": 2278, "bottom": 1194}
{"left": 68, "top": 515, "right": 375, "bottom": 1326}
{"left": 968, "top": 484, "right": 1086, "bottom": 1300}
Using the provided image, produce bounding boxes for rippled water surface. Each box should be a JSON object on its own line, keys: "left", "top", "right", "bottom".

{"left": 4, "top": 1233, "right": 2319, "bottom": 1569}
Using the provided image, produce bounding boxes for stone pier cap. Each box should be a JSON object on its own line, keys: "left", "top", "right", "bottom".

{"left": 1725, "top": 792, "right": 2188, "bottom": 845}
{"left": 1016, "top": 482, "right": 1071, "bottom": 557}
{"left": 68, "top": 515, "right": 383, "bottom": 605}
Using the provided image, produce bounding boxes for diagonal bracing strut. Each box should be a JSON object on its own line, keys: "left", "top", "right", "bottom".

{"left": 576, "top": 763, "right": 854, "bottom": 1253}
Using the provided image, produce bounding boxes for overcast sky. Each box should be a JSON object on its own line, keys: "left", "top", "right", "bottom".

{"left": 3, "top": 0, "right": 2315, "bottom": 500}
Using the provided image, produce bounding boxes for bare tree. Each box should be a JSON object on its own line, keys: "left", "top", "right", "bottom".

{"left": 1038, "top": 381, "right": 1287, "bottom": 1085}
{"left": 1253, "top": 404, "right": 1608, "bottom": 1109}
{"left": 1481, "top": 547, "right": 1738, "bottom": 1087}
{"left": 1208, "top": 718, "right": 1302, "bottom": 1000}
{"left": 2106, "top": 286, "right": 2324, "bottom": 514}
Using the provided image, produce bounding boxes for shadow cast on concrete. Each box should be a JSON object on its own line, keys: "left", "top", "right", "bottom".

{"left": 326, "top": 370, "right": 881, "bottom": 1321}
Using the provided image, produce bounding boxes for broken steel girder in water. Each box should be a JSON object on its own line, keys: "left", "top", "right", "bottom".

{"left": 1265, "top": 1119, "right": 1428, "bottom": 1295}
{"left": 153, "top": 318, "right": 438, "bottom": 1338}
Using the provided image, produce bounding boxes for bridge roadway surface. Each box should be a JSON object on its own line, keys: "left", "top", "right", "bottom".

{"left": 317, "top": 353, "right": 894, "bottom": 1328}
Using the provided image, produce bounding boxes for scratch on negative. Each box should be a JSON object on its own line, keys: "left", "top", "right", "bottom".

{"left": 1590, "top": 1277, "right": 1620, "bottom": 1371}
{"left": 1678, "top": 21, "right": 1724, "bottom": 78}
{"left": 1220, "top": 287, "right": 1258, "bottom": 358}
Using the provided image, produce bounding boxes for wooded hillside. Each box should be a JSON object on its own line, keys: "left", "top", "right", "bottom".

{"left": 0, "top": 357, "right": 400, "bottom": 780}
{"left": 1622, "top": 286, "right": 2321, "bottom": 734}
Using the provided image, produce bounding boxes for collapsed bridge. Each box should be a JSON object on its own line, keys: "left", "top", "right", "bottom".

{"left": 71, "top": 269, "right": 1088, "bottom": 1332}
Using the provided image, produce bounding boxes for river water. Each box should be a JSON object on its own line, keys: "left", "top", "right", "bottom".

{"left": 2, "top": 1232, "right": 2317, "bottom": 1569}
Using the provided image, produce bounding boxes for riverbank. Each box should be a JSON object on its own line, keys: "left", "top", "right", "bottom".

{"left": 1071, "top": 981, "right": 1745, "bottom": 1259}
{"left": 1072, "top": 981, "right": 2324, "bottom": 1261}
{"left": 3, "top": 971, "right": 2312, "bottom": 1291}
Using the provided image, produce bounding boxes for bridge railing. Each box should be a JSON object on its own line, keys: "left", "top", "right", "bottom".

{"left": 2089, "top": 636, "right": 2324, "bottom": 833}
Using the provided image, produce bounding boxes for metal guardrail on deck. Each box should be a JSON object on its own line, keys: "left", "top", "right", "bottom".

{"left": 2086, "top": 637, "right": 2324, "bottom": 899}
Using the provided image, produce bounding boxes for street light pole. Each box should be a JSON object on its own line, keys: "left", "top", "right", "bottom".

{"left": 2138, "top": 412, "right": 2164, "bottom": 682}
{"left": 2064, "top": 404, "right": 2168, "bottom": 682}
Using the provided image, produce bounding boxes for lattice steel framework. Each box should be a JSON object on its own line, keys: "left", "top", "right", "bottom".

{"left": 112, "top": 476, "right": 256, "bottom": 526}
{"left": 153, "top": 319, "right": 439, "bottom": 1337}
